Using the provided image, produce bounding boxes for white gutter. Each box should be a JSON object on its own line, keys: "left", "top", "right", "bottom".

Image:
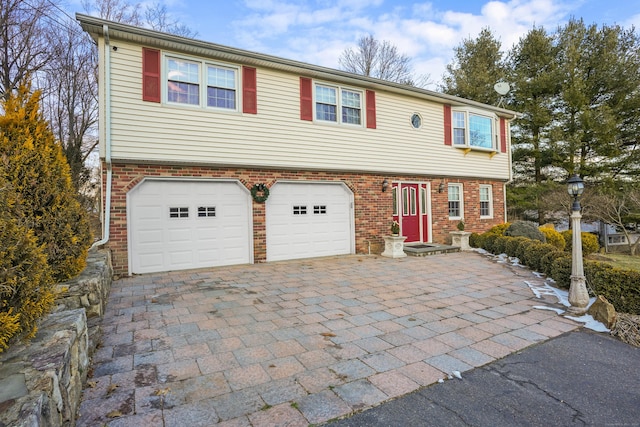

{"left": 91, "top": 24, "right": 112, "bottom": 249}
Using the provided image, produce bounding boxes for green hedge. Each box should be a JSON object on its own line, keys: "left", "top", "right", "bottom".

{"left": 473, "top": 224, "right": 638, "bottom": 315}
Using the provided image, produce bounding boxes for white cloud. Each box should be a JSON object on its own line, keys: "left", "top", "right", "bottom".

{"left": 229, "top": 0, "right": 609, "bottom": 85}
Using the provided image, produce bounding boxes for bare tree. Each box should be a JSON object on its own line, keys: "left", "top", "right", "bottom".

{"left": 81, "top": 0, "right": 141, "bottom": 25}
{"left": 0, "top": 0, "right": 54, "bottom": 99}
{"left": 145, "top": 2, "right": 198, "bottom": 38}
{"left": 42, "top": 24, "right": 98, "bottom": 192}
{"left": 590, "top": 186, "right": 640, "bottom": 255}
{"left": 339, "top": 34, "right": 429, "bottom": 86}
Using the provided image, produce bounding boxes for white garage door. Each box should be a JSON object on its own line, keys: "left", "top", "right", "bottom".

{"left": 266, "top": 182, "right": 353, "bottom": 262}
{"left": 128, "top": 180, "right": 252, "bottom": 274}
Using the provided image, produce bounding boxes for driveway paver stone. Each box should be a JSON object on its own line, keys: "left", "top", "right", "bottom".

{"left": 77, "top": 252, "right": 578, "bottom": 426}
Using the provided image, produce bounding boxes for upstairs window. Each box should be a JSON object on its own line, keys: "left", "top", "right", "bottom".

{"left": 207, "top": 65, "right": 236, "bottom": 109}
{"left": 451, "top": 109, "right": 497, "bottom": 151}
{"left": 315, "top": 83, "right": 362, "bottom": 126}
{"left": 165, "top": 55, "right": 239, "bottom": 111}
{"left": 316, "top": 85, "right": 337, "bottom": 122}
{"left": 167, "top": 58, "right": 200, "bottom": 105}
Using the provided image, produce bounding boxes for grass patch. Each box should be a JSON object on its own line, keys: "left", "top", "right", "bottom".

{"left": 589, "top": 253, "right": 640, "bottom": 272}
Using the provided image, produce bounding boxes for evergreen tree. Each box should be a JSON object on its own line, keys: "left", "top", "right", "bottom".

{"left": 553, "top": 19, "right": 640, "bottom": 180}
{"left": 0, "top": 82, "right": 92, "bottom": 282}
{"left": 441, "top": 28, "right": 508, "bottom": 105}
{"left": 507, "top": 27, "right": 561, "bottom": 223}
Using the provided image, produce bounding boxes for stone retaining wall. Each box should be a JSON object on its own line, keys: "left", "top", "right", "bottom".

{"left": 0, "top": 249, "right": 112, "bottom": 427}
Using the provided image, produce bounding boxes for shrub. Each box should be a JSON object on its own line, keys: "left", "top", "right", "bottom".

{"left": 515, "top": 238, "right": 537, "bottom": 262}
{"left": 0, "top": 83, "right": 92, "bottom": 282}
{"left": 541, "top": 250, "right": 564, "bottom": 276}
{"left": 586, "top": 263, "right": 640, "bottom": 315}
{"left": 492, "top": 236, "right": 511, "bottom": 255}
{"left": 469, "top": 232, "right": 481, "bottom": 248}
{"left": 482, "top": 233, "right": 500, "bottom": 253}
{"left": 505, "top": 220, "right": 546, "bottom": 242}
{"left": 539, "top": 226, "right": 566, "bottom": 251}
{"left": 487, "top": 222, "right": 510, "bottom": 236}
{"left": 522, "top": 242, "right": 559, "bottom": 273}
{"left": 0, "top": 175, "right": 54, "bottom": 351}
{"left": 550, "top": 254, "right": 573, "bottom": 289}
{"left": 561, "top": 230, "right": 599, "bottom": 256}
{"left": 505, "top": 236, "right": 529, "bottom": 258}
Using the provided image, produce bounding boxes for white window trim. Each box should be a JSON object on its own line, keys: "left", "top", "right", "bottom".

{"left": 450, "top": 107, "right": 499, "bottom": 152}
{"left": 163, "top": 53, "right": 240, "bottom": 112}
{"left": 313, "top": 81, "right": 364, "bottom": 127}
{"left": 479, "top": 184, "right": 493, "bottom": 219}
{"left": 448, "top": 183, "right": 464, "bottom": 220}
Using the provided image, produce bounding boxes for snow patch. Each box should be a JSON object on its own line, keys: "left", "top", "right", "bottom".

{"left": 565, "top": 314, "right": 611, "bottom": 333}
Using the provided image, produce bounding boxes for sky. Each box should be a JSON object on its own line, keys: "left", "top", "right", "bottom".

{"left": 70, "top": 0, "right": 640, "bottom": 88}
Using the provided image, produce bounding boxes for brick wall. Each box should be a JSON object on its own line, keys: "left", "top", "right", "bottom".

{"left": 102, "top": 162, "right": 505, "bottom": 275}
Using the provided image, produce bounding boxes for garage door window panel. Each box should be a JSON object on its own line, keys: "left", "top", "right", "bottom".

{"left": 169, "top": 207, "right": 189, "bottom": 218}
{"left": 198, "top": 206, "right": 216, "bottom": 217}
{"left": 293, "top": 205, "right": 307, "bottom": 215}
{"left": 314, "top": 205, "right": 327, "bottom": 214}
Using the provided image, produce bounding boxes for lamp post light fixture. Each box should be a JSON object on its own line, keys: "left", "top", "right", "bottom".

{"left": 566, "top": 174, "right": 589, "bottom": 314}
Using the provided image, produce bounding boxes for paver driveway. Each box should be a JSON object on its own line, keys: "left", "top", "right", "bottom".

{"left": 77, "top": 252, "right": 578, "bottom": 426}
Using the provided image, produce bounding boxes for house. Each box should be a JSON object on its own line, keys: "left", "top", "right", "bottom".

{"left": 77, "top": 14, "right": 518, "bottom": 276}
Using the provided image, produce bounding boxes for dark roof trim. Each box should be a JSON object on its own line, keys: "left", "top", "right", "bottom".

{"left": 76, "top": 14, "right": 519, "bottom": 119}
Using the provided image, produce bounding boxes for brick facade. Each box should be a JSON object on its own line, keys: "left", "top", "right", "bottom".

{"left": 103, "top": 162, "right": 506, "bottom": 275}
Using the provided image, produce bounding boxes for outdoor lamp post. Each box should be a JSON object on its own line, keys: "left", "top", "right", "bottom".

{"left": 567, "top": 174, "right": 589, "bottom": 314}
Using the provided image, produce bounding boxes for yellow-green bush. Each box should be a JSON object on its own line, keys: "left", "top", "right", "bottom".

{"left": 0, "top": 82, "right": 91, "bottom": 352}
{"left": 0, "top": 83, "right": 92, "bottom": 282}
{"left": 0, "top": 175, "right": 54, "bottom": 352}
{"left": 487, "top": 223, "right": 510, "bottom": 236}
{"left": 561, "top": 230, "right": 599, "bottom": 256}
{"left": 539, "top": 226, "right": 566, "bottom": 251}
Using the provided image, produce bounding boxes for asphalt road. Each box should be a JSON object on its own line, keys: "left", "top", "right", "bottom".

{"left": 326, "top": 330, "right": 640, "bottom": 427}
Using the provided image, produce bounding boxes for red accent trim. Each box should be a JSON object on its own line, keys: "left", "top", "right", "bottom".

{"left": 142, "top": 48, "right": 161, "bottom": 103}
{"left": 500, "top": 118, "right": 507, "bottom": 153}
{"left": 300, "top": 77, "right": 313, "bottom": 121}
{"left": 443, "top": 104, "right": 452, "bottom": 145}
{"left": 366, "top": 90, "right": 376, "bottom": 129}
{"left": 242, "top": 66, "right": 257, "bottom": 114}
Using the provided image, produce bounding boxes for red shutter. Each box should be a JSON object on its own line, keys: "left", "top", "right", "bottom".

{"left": 366, "top": 90, "right": 376, "bottom": 129}
{"left": 443, "top": 104, "right": 452, "bottom": 145}
{"left": 500, "top": 117, "right": 507, "bottom": 153}
{"left": 242, "top": 66, "right": 257, "bottom": 114}
{"left": 142, "top": 47, "right": 161, "bottom": 103}
{"left": 300, "top": 77, "right": 313, "bottom": 121}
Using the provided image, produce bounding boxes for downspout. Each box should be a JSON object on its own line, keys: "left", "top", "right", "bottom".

{"left": 91, "top": 24, "right": 112, "bottom": 249}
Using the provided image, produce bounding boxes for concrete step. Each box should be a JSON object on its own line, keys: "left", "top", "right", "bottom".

{"left": 404, "top": 243, "right": 460, "bottom": 257}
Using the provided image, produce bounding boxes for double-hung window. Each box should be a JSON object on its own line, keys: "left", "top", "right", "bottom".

{"left": 207, "top": 65, "right": 236, "bottom": 109}
{"left": 167, "top": 58, "right": 200, "bottom": 105}
{"left": 315, "top": 83, "right": 362, "bottom": 125}
{"left": 448, "top": 184, "right": 463, "bottom": 219}
{"left": 479, "top": 185, "right": 493, "bottom": 218}
{"left": 451, "top": 109, "right": 497, "bottom": 151}
{"left": 166, "top": 55, "right": 238, "bottom": 110}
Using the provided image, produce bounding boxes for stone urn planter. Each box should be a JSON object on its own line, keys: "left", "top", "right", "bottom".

{"left": 450, "top": 231, "right": 473, "bottom": 250}
{"left": 382, "top": 235, "right": 407, "bottom": 258}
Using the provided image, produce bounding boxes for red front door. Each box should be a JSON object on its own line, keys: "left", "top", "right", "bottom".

{"left": 400, "top": 183, "right": 420, "bottom": 242}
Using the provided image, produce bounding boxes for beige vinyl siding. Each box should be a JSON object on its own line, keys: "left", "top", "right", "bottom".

{"left": 106, "top": 41, "right": 510, "bottom": 180}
